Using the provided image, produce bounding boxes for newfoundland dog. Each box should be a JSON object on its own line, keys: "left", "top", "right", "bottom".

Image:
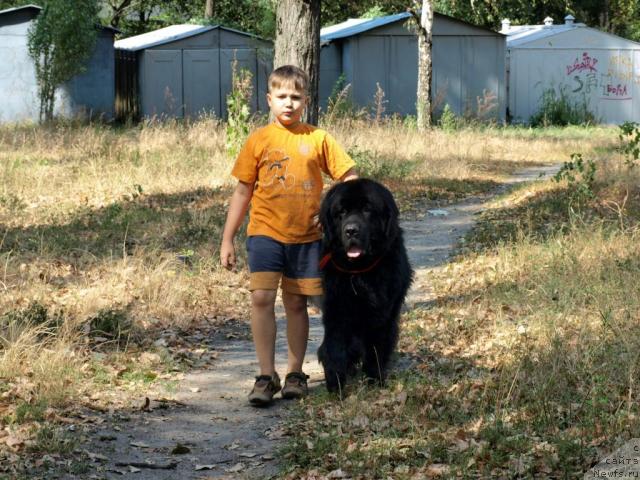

{"left": 317, "top": 178, "right": 413, "bottom": 393}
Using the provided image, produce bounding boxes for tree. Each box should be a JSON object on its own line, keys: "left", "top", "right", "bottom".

{"left": 410, "top": 1, "right": 433, "bottom": 130}
{"left": 274, "top": 0, "right": 321, "bottom": 125}
{"left": 27, "top": 0, "right": 100, "bottom": 122}
{"left": 204, "top": 0, "right": 213, "bottom": 19}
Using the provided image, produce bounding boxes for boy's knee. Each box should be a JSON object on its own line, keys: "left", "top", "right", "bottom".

{"left": 283, "top": 292, "right": 308, "bottom": 314}
{"left": 251, "top": 289, "right": 277, "bottom": 309}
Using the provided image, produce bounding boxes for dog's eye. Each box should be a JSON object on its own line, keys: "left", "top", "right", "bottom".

{"left": 362, "top": 205, "right": 371, "bottom": 213}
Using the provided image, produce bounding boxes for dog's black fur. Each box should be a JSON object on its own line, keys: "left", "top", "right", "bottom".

{"left": 317, "top": 178, "right": 413, "bottom": 393}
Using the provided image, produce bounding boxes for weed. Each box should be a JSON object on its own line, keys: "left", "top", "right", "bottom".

{"left": 30, "top": 424, "right": 78, "bottom": 454}
{"left": 553, "top": 152, "right": 597, "bottom": 206}
{"left": 13, "top": 400, "right": 47, "bottom": 424}
{"left": 619, "top": 121, "right": 640, "bottom": 168}
{"left": 439, "top": 103, "right": 458, "bottom": 132}
{"left": 530, "top": 85, "right": 597, "bottom": 127}
{"left": 88, "top": 308, "right": 131, "bottom": 345}
{"left": 349, "top": 147, "right": 415, "bottom": 180}
{"left": 225, "top": 56, "right": 253, "bottom": 159}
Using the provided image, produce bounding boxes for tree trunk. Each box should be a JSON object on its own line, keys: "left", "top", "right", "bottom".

{"left": 274, "top": 0, "right": 321, "bottom": 125}
{"left": 204, "top": 0, "right": 214, "bottom": 19}
{"left": 415, "top": 1, "right": 433, "bottom": 131}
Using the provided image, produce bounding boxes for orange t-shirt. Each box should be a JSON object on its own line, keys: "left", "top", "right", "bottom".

{"left": 231, "top": 122, "right": 355, "bottom": 243}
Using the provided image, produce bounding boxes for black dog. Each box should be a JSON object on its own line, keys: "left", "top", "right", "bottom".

{"left": 317, "top": 178, "right": 413, "bottom": 393}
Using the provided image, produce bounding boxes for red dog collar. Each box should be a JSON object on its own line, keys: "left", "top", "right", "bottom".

{"left": 319, "top": 253, "right": 383, "bottom": 274}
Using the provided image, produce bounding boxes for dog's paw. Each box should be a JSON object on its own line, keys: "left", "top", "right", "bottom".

{"left": 324, "top": 370, "right": 346, "bottom": 395}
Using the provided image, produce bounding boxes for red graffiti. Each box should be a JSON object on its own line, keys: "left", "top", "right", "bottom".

{"left": 606, "top": 84, "right": 628, "bottom": 96}
{"left": 566, "top": 52, "right": 598, "bottom": 75}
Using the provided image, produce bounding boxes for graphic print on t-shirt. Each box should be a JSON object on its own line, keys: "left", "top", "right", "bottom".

{"left": 259, "top": 148, "right": 296, "bottom": 190}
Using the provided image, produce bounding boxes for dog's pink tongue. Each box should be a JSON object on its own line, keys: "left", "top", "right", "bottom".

{"left": 347, "top": 247, "right": 363, "bottom": 258}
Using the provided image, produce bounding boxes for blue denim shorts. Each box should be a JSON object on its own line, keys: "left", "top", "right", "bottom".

{"left": 246, "top": 235, "right": 322, "bottom": 295}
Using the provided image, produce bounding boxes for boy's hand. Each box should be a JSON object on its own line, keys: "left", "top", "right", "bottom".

{"left": 313, "top": 214, "right": 322, "bottom": 232}
{"left": 220, "top": 240, "right": 236, "bottom": 270}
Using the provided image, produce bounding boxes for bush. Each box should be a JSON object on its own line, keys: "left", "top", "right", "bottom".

{"left": 530, "top": 86, "right": 598, "bottom": 127}
{"left": 0, "top": 302, "right": 63, "bottom": 348}
{"left": 88, "top": 308, "right": 132, "bottom": 345}
{"left": 619, "top": 121, "right": 640, "bottom": 168}
{"left": 348, "top": 147, "right": 414, "bottom": 180}
{"left": 439, "top": 104, "right": 458, "bottom": 132}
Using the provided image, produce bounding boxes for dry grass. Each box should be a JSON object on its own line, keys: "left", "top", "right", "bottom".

{"left": 281, "top": 126, "right": 640, "bottom": 479}
{"left": 0, "top": 118, "right": 620, "bottom": 468}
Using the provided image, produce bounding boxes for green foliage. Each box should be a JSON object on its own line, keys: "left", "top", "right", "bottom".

{"left": 348, "top": 147, "right": 415, "bottom": 179}
{"left": 13, "top": 400, "right": 47, "bottom": 424}
{"left": 553, "top": 152, "right": 597, "bottom": 206}
{"left": 321, "top": 0, "right": 407, "bottom": 25}
{"left": 0, "top": 302, "right": 63, "bottom": 345}
{"left": 27, "top": 0, "right": 100, "bottom": 122}
{"left": 31, "top": 424, "right": 78, "bottom": 454}
{"left": 361, "top": 5, "right": 387, "bottom": 18}
{"left": 619, "top": 121, "right": 640, "bottom": 168}
{"left": 438, "top": 103, "right": 458, "bottom": 132}
{"left": 88, "top": 308, "right": 131, "bottom": 345}
{"left": 225, "top": 59, "right": 253, "bottom": 159}
{"left": 530, "top": 86, "right": 597, "bottom": 127}
{"left": 107, "top": 0, "right": 276, "bottom": 38}
{"left": 433, "top": 0, "right": 640, "bottom": 42}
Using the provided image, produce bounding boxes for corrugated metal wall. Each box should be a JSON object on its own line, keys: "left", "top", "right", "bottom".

{"left": 319, "top": 16, "right": 506, "bottom": 121}
{"left": 117, "top": 27, "right": 272, "bottom": 120}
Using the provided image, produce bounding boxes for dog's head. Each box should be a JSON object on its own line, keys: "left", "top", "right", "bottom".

{"left": 320, "top": 179, "right": 399, "bottom": 262}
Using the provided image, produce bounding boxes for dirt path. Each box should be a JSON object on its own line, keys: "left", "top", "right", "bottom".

{"left": 79, "top": 164, "right": 559, "bottom": 480}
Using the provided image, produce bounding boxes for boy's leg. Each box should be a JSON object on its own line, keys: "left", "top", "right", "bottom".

{"left": 282, "top": 291, "right": 309, "bottom": 374}
{"left": 250, "top": 289, "right": 278, "bottom": 376}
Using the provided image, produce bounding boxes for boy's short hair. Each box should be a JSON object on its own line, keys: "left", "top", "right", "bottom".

{"left": 269, "top": 65, "right": 309, "bottom": 94}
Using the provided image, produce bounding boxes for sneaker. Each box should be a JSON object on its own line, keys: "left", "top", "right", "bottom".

{"left": 248, "top": 372, "right": 281, "bottom": 406}
{"left": 281, "top": 372, "right": 309, "bottom": 399}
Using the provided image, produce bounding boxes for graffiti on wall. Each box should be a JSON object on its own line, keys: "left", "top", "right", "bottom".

{"left": 567, "top": 51, "right": 636, "bottom": 101}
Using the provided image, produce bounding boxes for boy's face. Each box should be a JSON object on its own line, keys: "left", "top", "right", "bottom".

{"left": 267, "top": 85, "right": 307, "bottom": 127}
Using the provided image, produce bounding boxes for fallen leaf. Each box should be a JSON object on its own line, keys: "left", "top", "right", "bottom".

{"left": 129, "top": 466, "right": 141, "bottom": 473}
{"left": 130, "top": 441, "right": 151, "bottom": 448}
{"left": 226, "top": 463, "right": 244, "bottom": 473}
{"left": 327, "top": 469, "right": 347, "bottom": 478}
{"left": 5, "top": 435, "right": 24, "bottom": 450}
{"left": 87, "top": 451, "right": 109, "bottom": 461}
{"left": 426, "top": 464, "right": 450, "bottom": 477}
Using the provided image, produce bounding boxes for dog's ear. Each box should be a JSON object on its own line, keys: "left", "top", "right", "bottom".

{"left": 382, "top": 188, "right": 400, "bottom": 245}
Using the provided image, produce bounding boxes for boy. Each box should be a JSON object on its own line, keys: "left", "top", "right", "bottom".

{"left": 220, "top": 65, "right": 357, "bottom": 406}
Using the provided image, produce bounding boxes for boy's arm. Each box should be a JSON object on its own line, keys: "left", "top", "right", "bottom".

{"left": 220, "top": 181, "right": 254, "bottom": 270}
{"left": 340, "top": 167, "right": 358, "bottom": 181}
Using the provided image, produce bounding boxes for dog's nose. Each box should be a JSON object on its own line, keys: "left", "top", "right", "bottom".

{"left": 344, "top": 224, "right": 359, "bottom": 238}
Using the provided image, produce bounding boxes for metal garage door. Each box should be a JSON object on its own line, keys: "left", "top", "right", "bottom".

{"left": 184, "top": 49, "right": 220, "bottom": 118}
{"left": 143, "top": 50, "right": 183, "bottom": 117}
